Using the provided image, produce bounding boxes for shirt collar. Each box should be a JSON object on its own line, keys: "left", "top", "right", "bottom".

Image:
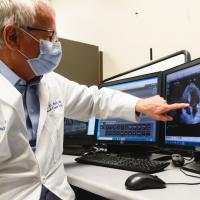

{"left": 0, "top": 60, "right": 43, "bottom": 86}
{"left": 27, "top": 75, "right": 43, "bottom": 86}
{"left": 0, "top": 60, "right": 21, "bottom": 86}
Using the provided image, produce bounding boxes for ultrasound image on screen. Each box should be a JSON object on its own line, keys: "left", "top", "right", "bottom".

{"left": 180, "top": 83, "right": 200, "bottom": 124}
{"left": 166, "top": 64, "right": 200, "bottom": 137}
{"left": 64, "top": 118, "right": 88, "bottom": 135}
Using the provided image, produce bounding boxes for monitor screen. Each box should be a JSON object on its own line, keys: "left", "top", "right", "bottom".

{"left": 63, "top": 117, "right": 96, "bottom": 146}
{"left": 163, "top": 58, "right": 200, "bottom": 147}
{"left": 97, "top": 72, "right": 161, "bottom": 145}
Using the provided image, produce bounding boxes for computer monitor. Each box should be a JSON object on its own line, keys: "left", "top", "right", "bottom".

{"left": 63, "top": 117, "right": 96, "bottom": 146}
{"left": 97, "top": 72, "right": 162, "bottom": 153}
{"left": 163, "top": 58, "right": 200, "bottom": 174}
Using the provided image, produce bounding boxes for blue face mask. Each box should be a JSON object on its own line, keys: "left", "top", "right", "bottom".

{"left": 17, "top": 29, "right": 62, "bottom": 76}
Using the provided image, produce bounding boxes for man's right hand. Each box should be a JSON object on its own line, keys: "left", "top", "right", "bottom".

{"left": 135, "top": 95, "right": 189, "bottom": 122}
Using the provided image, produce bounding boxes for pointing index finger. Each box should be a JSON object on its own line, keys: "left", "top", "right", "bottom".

{"left": 165, "top": 103, "right": 189, "bottom": 112}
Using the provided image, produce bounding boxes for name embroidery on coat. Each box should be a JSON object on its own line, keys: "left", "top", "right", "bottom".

{"left": 47, "top": 100, "right": 63, "bottom": 112}
{"left": 0, "top": 120, "right": 6, "bottom": 132}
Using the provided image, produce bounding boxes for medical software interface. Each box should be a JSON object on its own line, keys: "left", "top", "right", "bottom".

{"left": 165, "top": 63, "right": 200, "bottom": 146}
{"left": 97, "top": 77, "right": 158, "bottom": 143}
{"left": 64, "top": 117, "right": 95, "bottom": 136}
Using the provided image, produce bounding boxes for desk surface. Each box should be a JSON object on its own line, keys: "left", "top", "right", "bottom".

{"left": 63, "top": 155, "right": 200, "bottom": 200}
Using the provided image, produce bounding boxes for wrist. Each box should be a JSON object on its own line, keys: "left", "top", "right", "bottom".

{"left": 135, "top": 99, "right": 144, "bottom": 113}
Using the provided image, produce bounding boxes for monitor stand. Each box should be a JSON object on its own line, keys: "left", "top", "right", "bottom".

{"left": 182, "top": 148, "right": 200, "bottom": 174}
{"left": 63, "top": 144, "right": 92, "bottom": 156}
{"left": 106, "top": 144, "right": 154, "bottom": 159}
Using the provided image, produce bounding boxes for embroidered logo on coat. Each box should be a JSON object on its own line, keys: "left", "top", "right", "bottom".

{"left": 47, "top": 100, "right": 63, "bottom": 112}
{"left": 0, "top": 120, "right": 6, "bottom": 133}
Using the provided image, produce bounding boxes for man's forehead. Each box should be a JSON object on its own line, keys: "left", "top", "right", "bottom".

{"left": 34, "top": 15, "right": 55, "bottom": 29}
{"left": 33, "top": 2, "right": 56, "bottom": 29}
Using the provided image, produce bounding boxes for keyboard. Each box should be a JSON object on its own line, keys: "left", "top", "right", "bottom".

{"left": 75, "top": 153, "right": 170, "bottom": 173}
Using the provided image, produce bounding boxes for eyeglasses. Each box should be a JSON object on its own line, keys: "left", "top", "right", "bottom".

{"left": 22, "top": 26, "right": 58, "bottom": 42}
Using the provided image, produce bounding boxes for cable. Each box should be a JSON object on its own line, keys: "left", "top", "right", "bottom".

{"left": 180, "top": 166, "right": 200, "bottom": 179}
{"left": 167, "top": 182, "right": 200, "bottom": 185}
{"left": 184, "top": 156, "right": 194, "bottom": 161}
{"left": 165, "top": 164, "right": 200, "bottom": 186}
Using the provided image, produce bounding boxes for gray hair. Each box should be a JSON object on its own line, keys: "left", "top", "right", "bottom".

{"left": 0, "top": 0, "right": 54, "bottom": 48}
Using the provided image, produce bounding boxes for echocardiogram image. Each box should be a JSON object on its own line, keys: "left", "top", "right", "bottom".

{"left": 165, "top": 64, "right": 200, "bottom": 137}
{"left": 180, "top": 83, "right": 200, "bottom": 124}
{"left": 167, "top": 70, "right": 200, "bottom": 125}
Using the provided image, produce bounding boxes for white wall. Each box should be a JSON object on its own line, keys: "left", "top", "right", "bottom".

{"left": 51, "top": 0, "right": 200, "bottom": 79}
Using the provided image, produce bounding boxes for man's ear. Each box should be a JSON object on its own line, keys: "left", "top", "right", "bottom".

{"left": 3, "top": 25, "right": 21, "bottom": 50}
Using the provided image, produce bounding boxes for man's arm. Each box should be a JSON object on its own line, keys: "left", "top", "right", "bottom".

{"left": 53, "top": 73, "right": 189, "bottom": 123}
{"left": 135, "top": 95, "right": 189, "bottom": 121}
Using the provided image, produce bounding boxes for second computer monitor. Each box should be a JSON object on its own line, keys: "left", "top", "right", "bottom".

{"left": 163, "top": 58, "right": 200, "bottom": 147}
{"left": 63, "top": 117, "right": 96, "bottom": 146}
{"left": 97, "top": 72, "right": 162, "bottom": 145}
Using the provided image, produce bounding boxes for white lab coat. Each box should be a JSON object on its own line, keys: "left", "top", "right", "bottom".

{"left": 0, "top": 72, "right": 140, "bottom": 200}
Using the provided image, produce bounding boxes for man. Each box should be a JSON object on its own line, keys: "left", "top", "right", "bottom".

{"left": 0, "top": 0, "right": 188, "bottom": 199}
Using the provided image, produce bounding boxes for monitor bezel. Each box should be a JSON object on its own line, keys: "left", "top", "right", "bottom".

{"left": 162, "top": 57, "right": 200, "bottom": 150}
{"left": 96, "top": 71, "right": 162, "bottom": 146}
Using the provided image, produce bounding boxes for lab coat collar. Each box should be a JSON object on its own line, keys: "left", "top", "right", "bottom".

{"left": 0, "top": 73, "right": 27, "bottom": 129}
{"left": 37, "top": 76, "right": 49, "bottom": 142}
{"left": 0, "top": 72, "right": 50, "bottom": 145}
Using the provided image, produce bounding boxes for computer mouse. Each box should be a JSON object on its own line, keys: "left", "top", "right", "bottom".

{"left": 125, "top": 173, "right": 166, "bottom": 190}
{"left": 171, "top": 154, "right": 185, "bottom": 167}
